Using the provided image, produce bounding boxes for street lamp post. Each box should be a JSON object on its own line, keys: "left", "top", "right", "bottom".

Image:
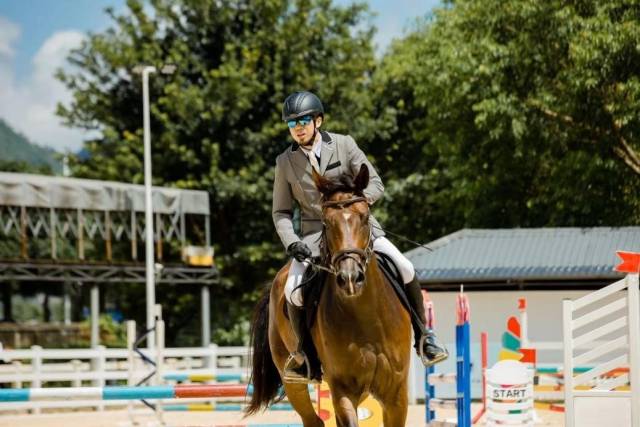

{"left": 134, "top": 64, "right": 175, "bottom": 349}
{"left": 141, "top": 65, "right": 157, "bottom": 349}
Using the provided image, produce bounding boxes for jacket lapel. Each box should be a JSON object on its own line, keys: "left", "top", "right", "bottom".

{"left": 288, "top": 144, "right": 312, "bottom": 177}
{"left": 319, "top": 131, "right": 335, "bottom": 174}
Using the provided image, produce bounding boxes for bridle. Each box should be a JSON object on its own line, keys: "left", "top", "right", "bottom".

{"left": 312, "top": 195, "right": 373, "bottom": 276}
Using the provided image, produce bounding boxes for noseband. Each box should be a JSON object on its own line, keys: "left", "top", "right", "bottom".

{"left": 319, "top": 196, "right": 373, "bottom": 276}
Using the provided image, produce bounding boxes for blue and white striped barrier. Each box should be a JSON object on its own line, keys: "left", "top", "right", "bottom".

{"left": 0, "top": 384, "right": 252, "bottom": 402}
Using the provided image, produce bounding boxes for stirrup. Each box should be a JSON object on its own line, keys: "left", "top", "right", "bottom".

{"left": 418, "top": 334, "right": 449, "bottom": 367}
{"left": 283, "top": 351, "right": 316, "bottom": 384}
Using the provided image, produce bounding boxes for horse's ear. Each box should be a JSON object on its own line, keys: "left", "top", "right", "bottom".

{"left": 312, "top": 168, "right": 332, "bottom": 194}
{"left": 353, "top": 164, "right": 369, "bottom": 194}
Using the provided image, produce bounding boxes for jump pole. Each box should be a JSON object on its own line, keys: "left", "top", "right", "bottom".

{"left": 163, "top": 402, "right": 294, "bottom": 412}
{"left": 425, "top": 288, "right": 483, "bottom": 427}
{"left": 456, "top": 289, "right": 472, "bottom": 427}
{"left": 471, "top": 332, "right": 487, "bottom": 424}
{"left": 0, "top": 384, "right": 252, "bottom": 402}
{"left": 424, "top": 292, "right": 436, "bottom": 424}
{"left": 164, "top": 373, "right": 249, "bottom": 382}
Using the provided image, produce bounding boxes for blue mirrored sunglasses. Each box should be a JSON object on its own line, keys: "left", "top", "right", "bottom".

{"left": 287, "top": 115, "right": 313, "bottom": 128}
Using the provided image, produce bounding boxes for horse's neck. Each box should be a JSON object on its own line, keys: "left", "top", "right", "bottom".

{"left": 362, "top": 258, "right": 387, "bottom": 300}
{"left": 365, "top": 258, "right": 398, "bottom": 306}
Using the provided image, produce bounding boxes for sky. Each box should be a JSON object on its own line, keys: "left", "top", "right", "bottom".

{"left": 0, "top": 0, "right": 438, "bottom": 153}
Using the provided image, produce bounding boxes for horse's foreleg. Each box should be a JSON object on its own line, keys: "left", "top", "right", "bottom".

{"left": 268, "top": 265, "right": 323, "bottom": 427}
{"left": 329, "top": 387, "right": 359, "bottom": 427}
{"left": 381, "top": 392, "right": 408, "bottom": 427}
{"left": 282, "top": 383, "right": 324, "bottom": 427}
{"left": 271, "top": 330, "right": 323, "bottom": 427}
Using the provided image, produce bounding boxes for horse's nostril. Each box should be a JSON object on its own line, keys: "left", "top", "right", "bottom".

{"left": 356, "top": 271, "right": 365, "bottom": 284}
{"left": 337, "top": 273, "right": 347, "bottom": 287}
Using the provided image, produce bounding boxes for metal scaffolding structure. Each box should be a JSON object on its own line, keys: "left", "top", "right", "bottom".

{"left": 0, "top": 173, "right": 218, "bottom": 347}
{"left": 0, "top": 262, "right": 218, "bottom": 284}
{"left": 0, "top": 204, "right": 211, "bottom": 262}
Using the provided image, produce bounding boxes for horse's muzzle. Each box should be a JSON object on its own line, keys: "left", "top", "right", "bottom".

{"left": 336, "top": 267, "right": 365, "bottom": 296}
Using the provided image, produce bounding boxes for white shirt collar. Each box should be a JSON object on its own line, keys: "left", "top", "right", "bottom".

{"left": 300, "top": 133, "right": 322, "bottom": 158}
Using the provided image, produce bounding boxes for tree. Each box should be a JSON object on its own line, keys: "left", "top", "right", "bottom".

{"left": 371, "top": 0, "right": 640, "bottom": 249}
{"left": 57, "top": 0, "right": 376, "bottom": 344}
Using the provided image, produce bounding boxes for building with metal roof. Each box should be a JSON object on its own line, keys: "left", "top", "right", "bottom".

{"left": 403, "top": 227, "right": 640, "bottom": 401}
{"left": 406, "top": 227, "right": 640, "bottom": 290}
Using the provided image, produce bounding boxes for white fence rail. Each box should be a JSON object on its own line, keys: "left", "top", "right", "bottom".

{"left": 0, "top": 345, "right": 428, "bottom": 412}
{"left": 0, "top": 344, "right": 249, "bottom": 412}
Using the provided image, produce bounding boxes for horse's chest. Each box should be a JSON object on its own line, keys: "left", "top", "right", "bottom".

{"left": 316, "top": 339, "right": 407, "bottom": 400}
{"left": 313, "top": 318, "right": 401, "bottom": 380}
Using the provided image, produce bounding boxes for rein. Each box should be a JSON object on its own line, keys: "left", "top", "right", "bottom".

{"left": 305, "top": 196, "right": 373, "bottom": 276}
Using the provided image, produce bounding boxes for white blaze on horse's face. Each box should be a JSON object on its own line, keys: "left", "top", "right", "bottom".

{"left": 342, "top": 212, "right": 352, "bottom": 233}
{"left": 326, "top": 202, "right": 369, "bottom": 298}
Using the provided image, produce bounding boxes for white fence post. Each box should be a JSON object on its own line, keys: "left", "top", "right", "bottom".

{"left": 71, "top": 359, "right": 82, "bottom": 388}
{"left": 126, "top": 320, "right": 136, "bottom": 425}
{"left": 126, "top": 321, "right": 136, "bottom": 386}
{"left": 96, "top": 345, "right": 106, "bottom": 411}
{"left": 185, "top": 355, "right": 194, "bottom": 370}
{"left": 562, "top": 298, "right": 574, "bottom": 427}
{"left": 155, "top": 318, "right": 165, "bottom": 423}
{"left": 11, "top": 361, "right": 22, "bottom": 388}
{"left": 207, "top": 343, "right": 218, "bottom": 372}
{"left": 628, "top": 274, "right": 640, "bottom": 427}
{"left": 31, "top": 345, "right": 42, "bottom": 415}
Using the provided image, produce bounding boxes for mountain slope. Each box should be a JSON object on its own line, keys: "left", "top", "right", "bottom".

{"left": 0, "top": 119, "right": 61, "bottom": 173}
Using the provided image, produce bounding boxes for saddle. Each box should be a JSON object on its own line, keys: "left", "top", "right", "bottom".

{"left": 290, "top": 253, "right": 410, "bottom": 382}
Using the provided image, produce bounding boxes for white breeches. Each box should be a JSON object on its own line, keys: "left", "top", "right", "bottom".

{"left": 284, "top": 236, "right": 416, "bottom": 307}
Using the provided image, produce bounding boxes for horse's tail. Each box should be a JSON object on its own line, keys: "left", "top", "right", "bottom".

{"left": 245, "top": 288, "right": 282, "bottom": 415}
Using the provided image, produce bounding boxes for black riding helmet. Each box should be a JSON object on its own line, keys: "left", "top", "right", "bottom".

{"left": 282, "top": 91, "right": 324, "bottom": 121}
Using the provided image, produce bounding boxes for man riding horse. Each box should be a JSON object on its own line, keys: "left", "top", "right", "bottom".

{"left": 273, "top": 90, "right": 448, "bottom": 383}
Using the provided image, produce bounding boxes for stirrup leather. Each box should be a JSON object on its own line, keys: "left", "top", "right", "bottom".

{"left": 418, "top": 334, "right": 449, "bottom": 367}
{"left": 283, "top": 351, "right": 315, "bottom": 384}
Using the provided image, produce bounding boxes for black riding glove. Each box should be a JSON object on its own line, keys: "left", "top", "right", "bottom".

{"left": 287, "top": 241, "right": 312, "bottom": 262}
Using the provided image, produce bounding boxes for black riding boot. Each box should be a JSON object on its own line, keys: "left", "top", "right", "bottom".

{"left": 283, "top": 302, "right": 314, "bottom": 383}
{"left": 405, "top": 275, "right": 449, "bottom": 366}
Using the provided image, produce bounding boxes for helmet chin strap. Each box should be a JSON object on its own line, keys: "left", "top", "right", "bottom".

{"left": 301, "top": 122, "right": 318, "bottom": 147}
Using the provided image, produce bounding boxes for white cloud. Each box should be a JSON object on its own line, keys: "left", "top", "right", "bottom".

{"left": 0, "top": 16, "right": 20, "bottom": 58}
{"left": 0, "top": 17, "right": 88, "bottom": 152}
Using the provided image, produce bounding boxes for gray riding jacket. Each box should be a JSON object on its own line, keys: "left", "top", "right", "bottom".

{"left": 272, "top": 131, "right": 385, "bottom": 256}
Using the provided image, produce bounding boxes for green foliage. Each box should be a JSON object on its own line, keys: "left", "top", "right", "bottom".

{"left": 55, "top": 0, "right": 640, "bottom": 344}
{"left": 57, "top": 0, "right": 375, "bottom": 345}
{"left": 372, "top": 0, "right": 640, "bottom": 249}
{"left": 0, "top": 119, "right": 61, "bottom": 174}
{"left": 77, "top": 314, "right": 127, "bottom": 348}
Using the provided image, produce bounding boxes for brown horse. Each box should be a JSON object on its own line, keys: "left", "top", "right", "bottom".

{"left": 246, "top": 164, "right": 412, "bottom": 427}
